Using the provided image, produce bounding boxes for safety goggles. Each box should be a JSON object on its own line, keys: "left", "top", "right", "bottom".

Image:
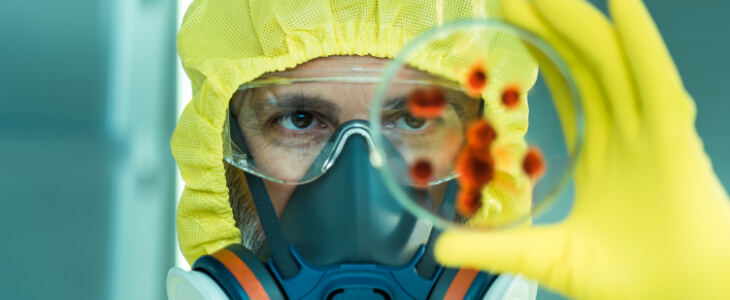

{"left": 223, "top": 67, "right": 482, "bottom": 185}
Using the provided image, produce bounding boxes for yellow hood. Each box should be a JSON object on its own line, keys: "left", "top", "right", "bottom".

{"left": 173, "top": 0, "right": 537, "bottom": 265}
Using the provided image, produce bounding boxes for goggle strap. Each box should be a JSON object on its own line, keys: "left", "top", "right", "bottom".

{"left": 228, "top": 113, "right": 249, "bottom": 159}
{"left": 415, "top": 180, "right": 459, "bottom": 280}
{"left": 231, "top": 111, "right": 301, "bottom": 278}
{"left": 244, "top": 171, "right": 301, "bottom": 279}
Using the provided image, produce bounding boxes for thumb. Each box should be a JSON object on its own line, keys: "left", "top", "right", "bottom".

{"left": 434, "top": 224, "right": 569, "bottom": 286}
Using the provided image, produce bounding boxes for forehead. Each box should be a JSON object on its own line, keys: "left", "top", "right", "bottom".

{"left": 240, "top": 55, "right": 451, "bottom": 103}
{"left": 290, "top": 55, "right": 391, "bottom": 71}
{"left": 280, "top": 55, "right": 439, "bottom": 80}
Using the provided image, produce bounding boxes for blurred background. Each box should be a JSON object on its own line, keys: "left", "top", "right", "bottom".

{"left": 0, "top": 0, "right": 726, "bottom": 299}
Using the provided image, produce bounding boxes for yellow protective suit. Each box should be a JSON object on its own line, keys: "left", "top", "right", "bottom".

{"left": 435, "top": 0, "right": 730, "bottom": 299}
{"left": 173, "top": 0, "right": 539, "bottom": 265}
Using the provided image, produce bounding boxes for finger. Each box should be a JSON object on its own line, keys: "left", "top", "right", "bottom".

{"left": 435, "top": 225, "right": 570, "bottom": 292}
{"left": 609, "top": 0, "right": 695, "bottom": 127}
{"left": 533, "top": 0, "right": 639, "bottom": 138}
{"left": 502, "top": 0, "right": 613, "bottom": 174}
{"left": 500, "top": 0, "right": 580, "bottom": 152}
{"left": 527, "top": 44, "right": 579, "bottom": 152}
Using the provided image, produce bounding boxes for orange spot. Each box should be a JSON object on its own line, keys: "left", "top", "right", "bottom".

{"left": 463, "top": 60, "right": 488, "bottom": 98}
{"left": 407, "top": 87, "right": 447, "bottom": 118}
{"left": 456, "top": 149, "right": 495, "bottom": 190}
{"left": 522, "top": 147, "right": 546, "bottom": 181}
{"left": 501, "top": 86, "right": 521, "bottom": 108}
{"left": 457, "top": 188, "right": 482, "bottom": 217}
{"left": 492, "top": 145, "right": 515, "bottom": 170}
{"left": 466, "top": 120, "right": 496, "bottom": 159}
{"left": 410, "top": 159, "right": 433, "bottom": 186}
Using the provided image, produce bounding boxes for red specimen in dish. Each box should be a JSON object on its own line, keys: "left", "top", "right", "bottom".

{"left": 466, "top": 119, "right": 497, "bottom": 160}
{"left": 522, "top": 147, "right": 546, "bottom": 181}
{"left": 453, "top": 119, "right": 500, "bottom": 217}
{"left": 407, "top": 87, "right": 447, "bottom": 119}
{"left": 501, "top": 86, "right": 520, "bottom": 109}
{"left": 456, "top": 188, "right": 483, "bottom": 217}
{"left": 456, "top": 149, "right": 495, "bottom": 190}
{"left": 463, "top": 60, "right": 489, "bottom": 98}
{"left": 410, "top": 159, "right": 433, "bottom": 186}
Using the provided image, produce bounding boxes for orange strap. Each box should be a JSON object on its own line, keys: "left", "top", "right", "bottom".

{"left": 443, "top": 268, "right": 479, "bottom": 299}
{"left": 213, "top": 248, "right": 270, "bottom": 300}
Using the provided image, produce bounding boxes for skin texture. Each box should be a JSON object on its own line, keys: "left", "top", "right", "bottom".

{"left": 227, "top": 55, "right": 480, "bottom": 252}
{"left": 225, "top": 163, "right": 265, "bottom": 254}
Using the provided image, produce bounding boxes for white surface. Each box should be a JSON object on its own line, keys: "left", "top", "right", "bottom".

{"left": 167, "top": 267, "right": 228, "bottom": 300}
{"left": 484, "top": 274, "right": 538, "bottom": 300}
{"left": 175, "top": 0, "right": 196, "bottom": 273}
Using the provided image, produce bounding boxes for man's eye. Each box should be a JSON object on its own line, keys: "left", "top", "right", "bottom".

{"left": 383, "top": 112, "right": 431, "bottom": 131}
{"left": 388, "top": 113, "right": 428, "bottom": 130}
{"left": 401, "top": 114, "right": 426, "bottom": 129}
{"left": 277, "top": 111, "right": 320, "bottom": 130}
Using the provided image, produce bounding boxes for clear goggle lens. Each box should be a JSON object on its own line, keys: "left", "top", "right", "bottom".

{"left": 224, "top": 68, "right": 479, "bottom": 185}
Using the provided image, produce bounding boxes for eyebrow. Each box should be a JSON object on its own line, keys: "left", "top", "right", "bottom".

{"left": 246, "top": 93, "right": 342, "bottom": 126}
{"left": 382, "top": 91, "right": 468, "bottom": 117}
{"left": 383, "top": 97, "right": 407, "bottom": 110}
{"left": 241, "top": 89, "right": 472, "bottom": 126}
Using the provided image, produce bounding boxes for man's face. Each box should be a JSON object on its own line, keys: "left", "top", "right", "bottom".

{"left": 230, "top": 55, "right": 480, "bottom": 216}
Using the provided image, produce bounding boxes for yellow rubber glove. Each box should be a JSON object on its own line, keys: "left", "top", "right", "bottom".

{"left": 435, "top": 0, "right": 730, "bottom": 299}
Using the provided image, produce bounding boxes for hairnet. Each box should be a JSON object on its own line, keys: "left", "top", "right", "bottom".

{"left": 172, "top": 0, "right": 538, "bottom": 264}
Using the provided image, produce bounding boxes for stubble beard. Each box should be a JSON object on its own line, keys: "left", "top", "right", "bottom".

{"left": 224, "top": 162, "right": 266, "bottom": 255}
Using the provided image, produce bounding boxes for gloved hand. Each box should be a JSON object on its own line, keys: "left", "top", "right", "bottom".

{"left": 435, "top": 0, "right": 730, "bottom": 299}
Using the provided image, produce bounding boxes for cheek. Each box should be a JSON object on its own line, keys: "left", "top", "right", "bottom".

{"left": 245, "top": 131, "right": 325, "bottom": 182}
{"left": 263, "top": 180, "right": 297, "bottom": 217}
{"left": 252, "top": 149, "right": 321, "bottom": 183}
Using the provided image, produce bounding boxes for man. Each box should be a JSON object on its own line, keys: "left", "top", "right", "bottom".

{"left": 170, "top": 0, "right": 539, "bottom": 298}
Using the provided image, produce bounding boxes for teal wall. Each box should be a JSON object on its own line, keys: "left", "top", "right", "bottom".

{"left": 0, "top": 1, "right": 113, "bottom": 299}
{"left": 0, "top": 0, "right": 178, "bottom": 299}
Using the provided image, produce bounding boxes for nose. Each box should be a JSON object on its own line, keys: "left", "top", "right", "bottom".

{"left": 321, "top": 119, "right": 376, "bottom": 173}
